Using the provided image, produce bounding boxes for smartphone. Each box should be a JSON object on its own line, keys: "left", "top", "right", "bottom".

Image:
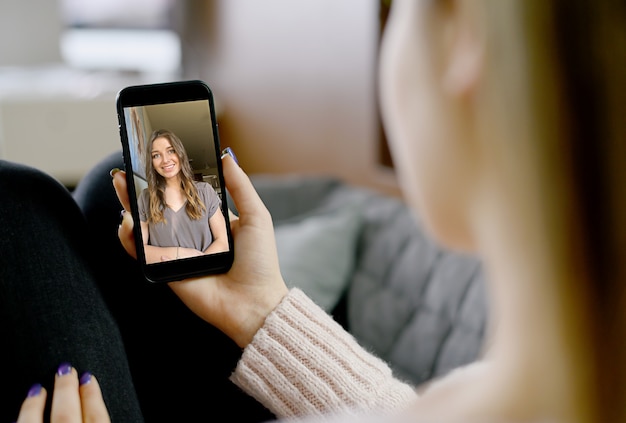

{"left": 116, "top": 80, "right": 234, "bottom": 283}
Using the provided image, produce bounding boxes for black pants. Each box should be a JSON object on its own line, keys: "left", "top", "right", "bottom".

{"left": 0, "top": 153, "right": 274, "bottom": 422}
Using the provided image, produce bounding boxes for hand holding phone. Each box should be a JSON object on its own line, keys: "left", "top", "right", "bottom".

{"left": 116, "top": 80, "right": 234, "bottom": 282}
{"left": 112, "top": 147, "right": 289, "bottom": 347}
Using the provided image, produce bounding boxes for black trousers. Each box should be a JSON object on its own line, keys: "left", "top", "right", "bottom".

{"left": 0, "top": 153, "right": 274, "bottom": 422}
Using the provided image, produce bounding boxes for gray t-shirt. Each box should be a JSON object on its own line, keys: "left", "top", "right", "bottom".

{"left": 138, "top": 181, "right": 221, "bottom": 252}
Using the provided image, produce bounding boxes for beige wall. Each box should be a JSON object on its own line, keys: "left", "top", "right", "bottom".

{"left": 180, "top": 0, "right": 400, "bottom": 196}
{"left": 0, "top": 0, "right": 63, "bottom": 66}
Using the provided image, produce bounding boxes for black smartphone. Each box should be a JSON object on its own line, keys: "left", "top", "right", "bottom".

{"left": 116, "top": 80, "right": 234, "bottom": 283}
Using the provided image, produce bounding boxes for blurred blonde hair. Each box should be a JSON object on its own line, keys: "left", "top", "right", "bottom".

{"left": 477, "top": 1, "right": 626, "bottom": 421}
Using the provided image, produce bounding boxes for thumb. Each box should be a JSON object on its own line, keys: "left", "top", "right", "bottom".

{"left": 221, "top": 150, "right": 269, "bottom": 222}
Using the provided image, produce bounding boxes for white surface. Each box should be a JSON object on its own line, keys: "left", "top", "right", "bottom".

{"left": 0, "top": 95, "right": 120, "bottom": 186}
{"left": 60, "top": 28, "right": 181, "bottom": 75}
{"left": 0, "top": 67, "right": 149, "bottom": 186}
{"left": 0, "top": 0, "right": 63, "bottom": 66}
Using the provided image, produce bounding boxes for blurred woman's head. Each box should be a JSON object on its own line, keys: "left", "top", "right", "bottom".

{"left": 380, "top": 1, "right": 626, "bottom": 420}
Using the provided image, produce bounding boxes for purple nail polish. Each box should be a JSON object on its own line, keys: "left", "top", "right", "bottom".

{"left": 221, "top": 147, "right": 238, "bottom": 165}
{"left": 27, "top": 383, "right": 42, "bottom": 397}
{"left": 79, "top": 372, "right": 92, "bottom": 385}
{"left": 57, "top": 362, "right": 72, "bottom": 376}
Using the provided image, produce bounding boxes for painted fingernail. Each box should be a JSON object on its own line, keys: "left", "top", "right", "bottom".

{"left": 79, "top": 372, "right": 92, "bottom": 386}
{"left": 57, "top": 362, "right": 72, "bottom": 376}
{"left": 221, "top": 147, "right": 239, "bottom": 165}
{"left": 110, "top": 168, "right": 121, "bottom": 178}
{"left": 27, "top": 383, "right": 42, "bottom": 397}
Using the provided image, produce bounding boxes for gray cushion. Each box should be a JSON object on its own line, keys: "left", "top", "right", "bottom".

{"left": 251, "top": 174, "right": 488, "bottom": 386}
{"left": 274, "top": 206, "right": 364, "bottom": 312}
{"left": 347, "top": 193, "right": 487, "bottom": 384}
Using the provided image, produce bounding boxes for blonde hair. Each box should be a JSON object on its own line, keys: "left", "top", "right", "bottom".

{"left": 478, "top": 2, "right": 626, "bottom": 421}
{"left": 144, "top": 129, "right": 206, "bottom": 224}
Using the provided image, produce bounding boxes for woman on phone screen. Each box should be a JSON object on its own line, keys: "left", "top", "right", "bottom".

{"left": 138, "top": 129, "right": 229, "bottom": 264}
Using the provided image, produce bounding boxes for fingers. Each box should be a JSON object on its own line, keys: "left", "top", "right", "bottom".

{"left": 110, "top": 168, "right": 137, "bottom": 259}
{"left": 117, "top": 210, "right": 137, "bottom": 259}
{"left": 111, "top": 168, "right": 131, "bottom": 212}
{"left": 50, "top": 364, "right": 82, "bottom": 423}
{"left": 221, "top": 153, "right": 271, "bottom": 224}
{"left": 17, "top": 384, "right": 47, "bottom": 423}
{"left": 78, "top": 373, "right": 111, "bottom": 423}
{"left": 17, "top": 365, "right": 110, "bottom": 423}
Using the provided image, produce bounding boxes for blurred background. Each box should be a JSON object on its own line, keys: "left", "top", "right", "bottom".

{"left": 0, "top": 0, "right": 399, "bottom": 195}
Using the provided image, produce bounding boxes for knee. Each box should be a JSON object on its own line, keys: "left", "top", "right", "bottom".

{"left": 0, "top": 160, "right": 70, "bottom": 197}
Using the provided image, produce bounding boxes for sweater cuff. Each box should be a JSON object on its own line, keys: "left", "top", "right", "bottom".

{"left": 230, "top": 288, "right": 416, "bottom": 419}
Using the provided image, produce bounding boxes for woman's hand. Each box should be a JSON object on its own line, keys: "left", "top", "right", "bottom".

{"left": 16, "top": 364, "right": 110, "bottom": 423}
{"left": 112, "top": 153, "right": 289, "bottom": 348}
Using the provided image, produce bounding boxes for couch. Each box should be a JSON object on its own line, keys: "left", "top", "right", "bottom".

{"left": 248, "top": 174, "right": 489, "bottom": 387}
{"left": 72, "top": 151, "right": 488, "bottom": 421}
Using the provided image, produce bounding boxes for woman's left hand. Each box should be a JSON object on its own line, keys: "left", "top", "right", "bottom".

{"left": 16, "top": 365, "right": 110, "bottom": 423}
{"left": 112, "top": 154, "right": 289, "bottom": 348}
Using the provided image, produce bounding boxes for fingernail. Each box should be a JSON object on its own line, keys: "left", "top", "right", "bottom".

{"left": 221, "top": 147, "right": 238, "bottom": 165}
{"left": 120, "top": 209, "right": 126, "bottom": 220}
{"left": 57, "top": 362, "right": 72, "bottom": 376}
{"left": 110, "top": 168, "right": 121, "bottom": 178}
{"left": 27, "top": 383, "right": 42, "bottom": 397}
{"left": 79, "top": 372, "right": 92, "bottom": 386}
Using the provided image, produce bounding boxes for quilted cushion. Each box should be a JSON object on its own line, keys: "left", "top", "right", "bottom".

{"left": 346, "top": 193, "right": 488, "bottom": 385}
{"left": 251, "top": 174, "right": 488, "bottom": 386}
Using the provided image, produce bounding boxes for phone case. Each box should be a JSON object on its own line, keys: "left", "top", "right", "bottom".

{"left": 116, "top": 80, "right": 234, "bottom": 282}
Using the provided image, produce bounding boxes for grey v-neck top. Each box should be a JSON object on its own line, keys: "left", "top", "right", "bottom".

{"left": 138, "top": 181, "right": 221, "bottom": 252}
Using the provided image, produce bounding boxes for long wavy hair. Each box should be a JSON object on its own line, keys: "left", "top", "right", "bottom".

{"left": 144, "top": 129, "right": 206, "bottom": 224}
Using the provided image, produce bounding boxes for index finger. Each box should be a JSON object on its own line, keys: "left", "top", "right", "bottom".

{"left": 111, "top": 169, "right": 131, "bottom": 212}
{"left": 50, "top": 364, "right": 82, "bottom": 423}
{"left": 79, "top": 373, "right": 111, "bottom": 423}
{"left": 16, "top": 384, "right": 48, "bottom": 423}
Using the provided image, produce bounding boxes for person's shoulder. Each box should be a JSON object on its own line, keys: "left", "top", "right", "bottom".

{"left": 194, "top": 180, "right": 210, "bottom": 188}
{"left": 194, "top": 181, "right": 216, "bottom": 193}
{"left": 194, "top": 180, "right": 212, "bottom": 192}
{"left": 138, "top": 186, "right": 150, "bottom": 203}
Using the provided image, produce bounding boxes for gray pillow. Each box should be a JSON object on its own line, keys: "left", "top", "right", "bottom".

{"left": 274, "top": 208, "right": 363, "bottom": 312}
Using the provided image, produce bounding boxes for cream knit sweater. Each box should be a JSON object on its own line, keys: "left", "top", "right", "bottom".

{"left": 230, "top": 288, "right": 418, "bottom": 420}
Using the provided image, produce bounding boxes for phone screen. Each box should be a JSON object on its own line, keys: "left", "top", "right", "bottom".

{"left": 116, "top": 80, "right": 233, "bottom": 283}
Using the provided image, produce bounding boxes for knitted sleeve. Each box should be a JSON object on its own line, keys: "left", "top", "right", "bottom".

{"left": 230, "top": 288, "right": 418, "bottom": 420}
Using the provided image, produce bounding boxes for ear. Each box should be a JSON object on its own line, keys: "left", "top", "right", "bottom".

{"left": 441, "top": 1, "right": 484, "bottom": 98}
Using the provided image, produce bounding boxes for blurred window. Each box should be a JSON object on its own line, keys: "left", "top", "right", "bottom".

{"left": 59, "top": 0, "right": 181, "bottom": 77}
